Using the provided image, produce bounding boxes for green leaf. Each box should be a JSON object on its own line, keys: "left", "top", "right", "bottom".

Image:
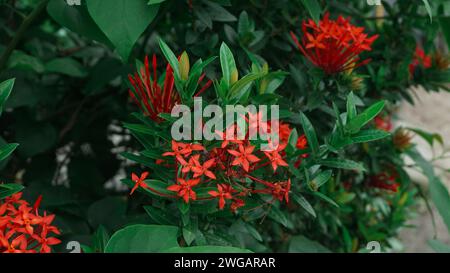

{"left": 0, "top": 78, "right": 14, "bottom": 115}
{"left": 351, "top": 129, "right": 390, "bottom": 143}
{"left": 345, "top": 101, "right": 385, "bottom": 134}
{"left": 87, "top": 0, "right": 159, "bottom": 61}
{"left": 422, "top": 0, "right": 433, "bottom": 22}
{"left": 0, "top": 143, "right": 19, "bottom": 162}
{"left": 47, "top": 0, "right": 112, "bottom": 46}
{"left": 309, "top": 170, "right": 332, "bottom": 191}
{"left": 163, "top": 246, "right": 252, "bottom": 253}
{"left": 148, "top": 0, "right": 166, "bottom": 4}
{"left": 429, "top": 239, "right": 450, "bottom": 253}
{"left": 440, "top": 17, "right": 450, "bottom": 51}
{"left": 286, "top": 128, "right": 298, "bottom": 154}
{"left": 346, "top": 91, "right": 357, "bottom": 122}
{"left": 105, "top": 224, "right": 179, "bottom": 253}
{"left": 407, "top": 128, "right": 443, "bottom": 147}
{"left": 220, "top": 42, "right": 237, "bottom": 88}
{"left": 299, "top": 112, "right": 319, "bottom": 156}
{"left": 292, "top": 193, "right": 316, "bottom": 218}
{"left": 429, "top": 177, "right": 450, "bottom": 232}
{"left": 288, "top": 235, "right": 331, "bottom": 253}
{"left": 317, "top": 158, "right": 366, "bottom": 172}
{"left": 228, "top": 73, "right": 264, "bottom": 100}
{"left": 144, "top": 206, "right": 177, "bottom": 225}
{"left": 92, "top": 225, "right": 110, "bottom": 253}
{"left": 45, "top": 58, "right": 87, "bottom": 77}
{"left": 313, "top": 192, "right": 339, "bottom": 208}
{"left": 301, "top": 0, "right": 322, "bottom": 24}
{"left": 158, "top": 39, "right": 181, "bottom": 81}
{"left": 0, "top": 184, "right": 24, "bottom": 200}
{"left": 244, "top": 222, "right": 263, "bottom": 242}
{"left": 268, "top": 206, "right": 291, "bottom": 228}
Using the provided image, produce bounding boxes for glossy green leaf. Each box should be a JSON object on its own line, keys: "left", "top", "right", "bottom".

{"left": 345, "top": 101, "right": 385, "bottom": 134}
{"left": 0, "top": 78, "right": 14, "bottom": 115}
{"left": 299, "top": 112, "right": 319, "bottom": 155}
{"left": 105, "top": 224, "right": 179, "bottom": 253}
{"left": 289, "top": 235, "right": 331, "bottom": 253}
{"left": 317, "top": 158, "right": 366, "bottom": 172}
{"left": 292, "top": 193, "right": 316, "bottom": 218}
{"left": 163, "top": 246, "right": 252, "bottom": 253}
{"left": 87, "top": 0, "right": 159, "bottom": 61}
{"left": 351, "top": 129, "right": 390, "bottom": 143}
{"left": 301, "top": 0, "right": 322, "bottom": 24}
{"left": 0, "top": 143, "right": 19, "bottom": 162}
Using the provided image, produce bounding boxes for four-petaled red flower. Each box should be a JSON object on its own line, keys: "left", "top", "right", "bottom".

{"left": 162, "top": 141, "right": 190, "bottom": 164}
{"left": 208, "top": 184, "right": 234, "bottom": 209}
{"left": 228, "top": 144, "right": 260, "bottom": 172}
{"left": 264, "top": 143, "right": 288, "bottom": 172}
{"left": 192, "top": 158, "right": 217, "bottom": 180}
{"left": 290, "top": 12, "right": 378, "bottom": 74}
{"left": 130, "top": 172, "right": 150, "bottom": 195}
{"left": 167, "top": 178, "right": 200, "bottom": 203}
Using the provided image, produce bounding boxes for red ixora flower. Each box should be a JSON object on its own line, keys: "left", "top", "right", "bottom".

{"left": 409, "top": 46, "right": 432, "bottom": 76}
{"left": 0, "top": 193, "right": 60, "bottom": 253}
{"left": 208, "top": 184, "right": 234, "bottom": 210}
{"left": 128, "top": 55, "right": 180, "bottom": 123}
{"left": 228, "top": 144, "right": 260, "bottom": 172}
{"left": 167, "top": 178, "right": 200, "bottom": 203}
{"left": 290, "top": 12, "right": 378, "bottom": 74}
{"left": 130, "top": 172, "right": 150, "bottom": 195}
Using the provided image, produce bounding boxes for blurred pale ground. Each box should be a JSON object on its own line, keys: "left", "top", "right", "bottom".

{"left": 396, "top": 87, "right": 450, "bottom": 252}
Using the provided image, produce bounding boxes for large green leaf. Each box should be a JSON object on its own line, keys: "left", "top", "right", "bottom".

{"left": 288, "top": 235, "right": 331, "bottom": 253}
{"left": 47, "top": 0, "right": 111, "bottom": 45}
{"left": 105, "top": 224, "right": 179, "bottom": 253}
{"left": 163, "top": 246, "right": 252, "bottom": 253}
{"left": 429, "top": 239, "right": 450, "bottom": 253}
{"left": 86, "top": 0, "right": 160, "bottom": 61}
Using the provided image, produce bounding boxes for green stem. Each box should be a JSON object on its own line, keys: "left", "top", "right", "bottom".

{"left": 0, "top": 0, "right": 50, "bottom": 72}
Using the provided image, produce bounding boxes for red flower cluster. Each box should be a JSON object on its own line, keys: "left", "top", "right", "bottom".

{"left": 409, "top": 46, "right": 432, "bottom": 76}
{"left": 129, "top": 116, "right": 309, "bottom": 212}
{"left": 369, "top": 172, "right": 400, "bottom": 192}
{"left": 0, "top": 193, "right": 60, "bottom": 253}
{"left": 128, "top": 55, "right": 212, "bottom": 123}
{"left": 290, "top": 12, "right": 378, "bottom": 74}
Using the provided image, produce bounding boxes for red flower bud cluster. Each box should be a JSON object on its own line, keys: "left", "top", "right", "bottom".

{"left": 290, "top": 12, "right": 378, "bottom": 74}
